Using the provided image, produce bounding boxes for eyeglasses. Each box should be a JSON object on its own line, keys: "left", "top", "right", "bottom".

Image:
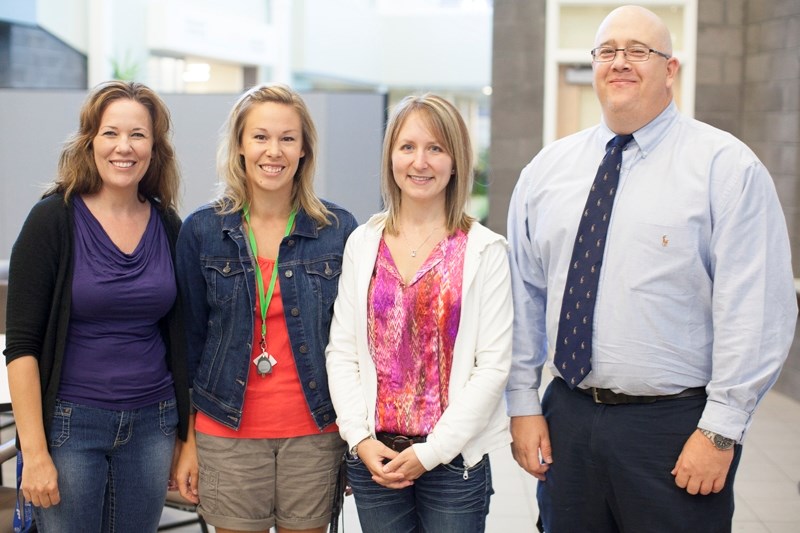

{"left": 590, "top": 46, "right": 671, "bottom": 63}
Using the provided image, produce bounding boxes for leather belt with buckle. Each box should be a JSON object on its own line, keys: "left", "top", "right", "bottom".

{"left": 375, "top": 432, "right": 427, "bottom": 452}
{"left": 573, "top": 383, "right": 706, "bottom": 405}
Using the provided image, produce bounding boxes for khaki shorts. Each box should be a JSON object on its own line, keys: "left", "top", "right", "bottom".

{"left": 195, "top": 431, "right": 346, "bottom": 531}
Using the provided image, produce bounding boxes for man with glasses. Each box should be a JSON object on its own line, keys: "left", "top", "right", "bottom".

{"left": 506, "top": 5, "right": 796, "bottom": 532}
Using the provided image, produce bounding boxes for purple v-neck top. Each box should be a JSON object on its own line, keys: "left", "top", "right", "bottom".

{"left": 58, "top": 196, "right": 176, "bottom": 409}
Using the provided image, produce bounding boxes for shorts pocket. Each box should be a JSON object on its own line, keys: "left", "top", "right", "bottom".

{"left": 197, "top": 465, "right": 219, "bottom": 515}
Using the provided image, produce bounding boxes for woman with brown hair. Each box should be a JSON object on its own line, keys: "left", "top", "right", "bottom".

{"left": 4, "top": 80, "right": 189, "bottom": 532}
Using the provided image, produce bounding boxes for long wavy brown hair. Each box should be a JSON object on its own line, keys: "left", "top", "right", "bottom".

{"left": 46, "top": 80, "right": 180, "bottom": 210}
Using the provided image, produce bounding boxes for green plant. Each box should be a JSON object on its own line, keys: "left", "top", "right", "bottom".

{"left": 473, "top": 147, "right": 489, "bottom": 196}
{"left": 110, "top": 51, "right": 140, "bottom": 81}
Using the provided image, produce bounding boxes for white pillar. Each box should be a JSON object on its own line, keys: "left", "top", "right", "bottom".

{"left": 270, "top": 0, "right": 294, "bottom": 84}
{"left": 87, "top": 0, "right": 113, "bottom": 87}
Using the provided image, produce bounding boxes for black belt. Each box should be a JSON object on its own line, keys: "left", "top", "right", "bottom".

{"left": 569, "top": 381, "right": 706, "bottom": 405}
{"left": 376, "top": 432, "right": 427, "bottom": 452}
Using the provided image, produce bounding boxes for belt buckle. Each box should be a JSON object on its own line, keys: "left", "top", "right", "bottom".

{"left": 391, "top": 435, "right": 413, "bottom": 451}
{"left": 591, "top": 388, "right": 602, "bottom": 404}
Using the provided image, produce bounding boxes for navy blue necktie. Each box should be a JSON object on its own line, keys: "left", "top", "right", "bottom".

{"left": 554, "top": 134, "right": 634, "bottom": 388}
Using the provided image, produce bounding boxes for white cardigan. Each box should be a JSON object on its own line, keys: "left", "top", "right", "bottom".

{"left": 325, "top": 215, "right": 513, "bottom": 470}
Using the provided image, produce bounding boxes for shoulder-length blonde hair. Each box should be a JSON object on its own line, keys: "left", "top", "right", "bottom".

{"left": 47, "top": 80, "right": 180, "bottom": 210}
{"left": 380, "top": 93, "right": 475, "bottom": 235}
{"left": 215, "top": 83, "right": 333, "bottom": 227}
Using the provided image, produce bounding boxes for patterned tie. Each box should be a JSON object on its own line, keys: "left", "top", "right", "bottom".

{"left": 554, "top": 134, "right": 634, "bottom": 388}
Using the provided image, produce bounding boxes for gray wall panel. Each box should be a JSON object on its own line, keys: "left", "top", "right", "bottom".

{"left": 0, "top": 89, "right": 385, "bottom": 259}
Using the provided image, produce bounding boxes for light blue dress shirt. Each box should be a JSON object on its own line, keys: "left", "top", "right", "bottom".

{"left": 506, "top": 102, "right": 797, "bottom": 441}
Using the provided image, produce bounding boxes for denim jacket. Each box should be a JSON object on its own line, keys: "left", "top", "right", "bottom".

{"left": 176, "top": 200, "right": 357, "bottom": 431}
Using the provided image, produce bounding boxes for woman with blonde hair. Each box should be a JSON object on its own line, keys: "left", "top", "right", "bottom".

{"left": 326, "top": 94, "right": 513, "bottom": 532}
{"left": 4, "top": 80, "right": 189, "bottom": 532}
{"left": 175, "top": 83, "right": 357, "bottom": 533}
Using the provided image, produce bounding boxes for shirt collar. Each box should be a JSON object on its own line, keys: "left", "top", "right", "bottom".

{"left": 221, "top": 205, "right": 319, "bottom": 238}
{"left": 600, "top": 101, "right": 679, "bottom": 158}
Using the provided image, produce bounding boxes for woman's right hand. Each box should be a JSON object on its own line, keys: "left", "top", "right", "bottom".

{"left": 21, "top": 450, "right": 60, "bottom": 507}
{"left": 356, "top": 438, "right": 411, "bottom": 489}
{"left": 175, "top": 441, "right": 199, "bottom": 504}
{"left": 8, "top": 356, "right": 61, "bottom": 507}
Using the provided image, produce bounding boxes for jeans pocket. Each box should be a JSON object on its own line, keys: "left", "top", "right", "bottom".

{"left": 440, "top": 454, "right": 488, "bottom": 477}
{"left": 159, "top": 398, "right": 178, "bottom": 436}
{"left": 48, "top": 400, "right": 72, "bottom": 448}
{"left": 344, "top": 455, "right": 391, "bottom": 510}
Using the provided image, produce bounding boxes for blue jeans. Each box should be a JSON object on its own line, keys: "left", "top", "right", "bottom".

{"left": 346, "top": 453, "right": 493, "bottom": 533}
{"left": 33, "top": 398, "right": 178, "bottom": 533}
{"left": 537, "top": 377, "right": 742, "bottom": 533}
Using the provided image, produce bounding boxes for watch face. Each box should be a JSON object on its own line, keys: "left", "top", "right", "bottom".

{"left": 713, "top": 434, "right": 735, "bottom": 449}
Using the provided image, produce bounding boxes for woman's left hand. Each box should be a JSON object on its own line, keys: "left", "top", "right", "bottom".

{"left": 382, "top": 447, "right": 426, "bottom": 481}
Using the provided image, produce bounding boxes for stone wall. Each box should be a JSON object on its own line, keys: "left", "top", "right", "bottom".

{"left": 747, "top": 0, "right": 799, "bottom": 399}
{"left": 487, "top": 0, "right": 546, "bottom": 234}
{"left": 694, "top": 0, "right": 746, "bottom": 137}
{"left": 696, "top": 0, "right": 800, "bottom": 400}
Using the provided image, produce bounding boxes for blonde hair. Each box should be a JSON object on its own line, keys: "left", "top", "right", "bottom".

{"left": 47, "top": 80, "right": 180, "bottom": 210}
{"left": 215, "top": 83, "right": 333, "bottom": 227}
{"left": 380, "top": 94, "right": 474, "bottom": 235}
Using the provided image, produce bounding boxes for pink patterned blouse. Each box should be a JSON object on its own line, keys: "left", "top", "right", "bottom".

{"left": 368, "top": 229, "right": 467, "bottom": 436}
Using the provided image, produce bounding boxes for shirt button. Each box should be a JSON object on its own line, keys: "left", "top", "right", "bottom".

{"left": 323, "top": 414, "right": 330, "bottom": 421}
{"left": 287, "top": 239, "right": 295, "bottom": 247}
{"left": 284, "top": 270, "right": 293, "bottom": 278}
{"left": 309, "top": 381, "right": 317, "bottom": 389}
{"left": 299, "top": 344, "right": 308, "bottom": 353}
{"left": 291, "top": 307, "right": 300, "bottom": 316}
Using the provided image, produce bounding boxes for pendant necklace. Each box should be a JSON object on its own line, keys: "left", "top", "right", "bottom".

{"left": 243, "top": 205, "right": 297, "bottom": 377}
{"left": 402, "top": 225, "right": 440, "bottom": 258}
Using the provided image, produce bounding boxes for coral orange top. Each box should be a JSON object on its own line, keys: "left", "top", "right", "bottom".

{"left": 196, "top": 256, "right": 338, "bottom": 438}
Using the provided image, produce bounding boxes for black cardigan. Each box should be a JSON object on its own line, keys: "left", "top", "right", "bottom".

{"left": 3, "top": 193, "right": 190, "bottom": 442}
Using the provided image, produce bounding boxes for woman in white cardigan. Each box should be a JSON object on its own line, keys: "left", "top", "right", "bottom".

{"left": 325, "top": 93, "right": 513, "bottom": 532}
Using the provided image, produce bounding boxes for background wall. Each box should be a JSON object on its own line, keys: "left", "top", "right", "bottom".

{"left": 0, "top": 21, "right": 86, "bottom": 89}
{"left": 694, "top": 0, "right": 800, "bottom": 398}
{"left": 487, "top": 0, "right": 546, "bottom": 234}
{"left": 294, "top": 0, "right": 492, "bottom": 91}
{"left": 0, "top": 90, "right": 385, "bottom": 259}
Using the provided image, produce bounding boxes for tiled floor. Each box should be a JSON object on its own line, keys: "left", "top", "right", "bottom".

{"left": 159, "top": 385, "right": 800, "bottom": 532}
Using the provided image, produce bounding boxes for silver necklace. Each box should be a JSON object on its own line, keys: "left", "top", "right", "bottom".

{"left": 401, "top": 226, "right": 440, "bottom": 257}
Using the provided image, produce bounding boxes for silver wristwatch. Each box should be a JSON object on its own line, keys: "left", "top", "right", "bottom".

{"left": 699, "top": 429, "right": 735, "bottom": 450}
{"left": 349, "top": 436, "right": 373, "bottom": 458}
{"left": 349, "top": 443, "right": 359, "bottom": 458}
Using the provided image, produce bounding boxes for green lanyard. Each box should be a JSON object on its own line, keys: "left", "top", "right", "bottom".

{"left": 243, "top": 205, "right": 297, "bottom": 351}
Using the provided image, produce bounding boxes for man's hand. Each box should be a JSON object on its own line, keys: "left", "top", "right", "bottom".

{"left": 671, "top": 429, "right": 734, "bottom": 495}
{"left": 510, "top": 415, "right": 553, "bottom": 481}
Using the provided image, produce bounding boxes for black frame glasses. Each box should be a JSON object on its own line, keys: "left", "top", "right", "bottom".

{"left": 590, "top": 46, "right": 671, "bottom": 63}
